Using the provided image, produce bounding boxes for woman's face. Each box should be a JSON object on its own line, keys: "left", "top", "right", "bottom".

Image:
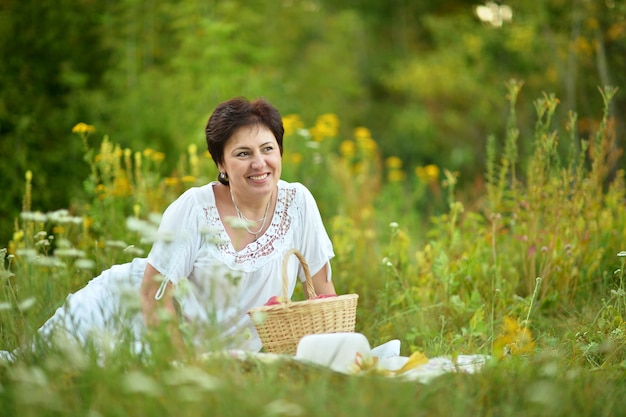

{"left": 219, "top": 124, "right": 282, "bottom": 199}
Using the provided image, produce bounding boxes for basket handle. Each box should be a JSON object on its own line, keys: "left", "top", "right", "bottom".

{"left": 282, "top": 248, "right": 317, "bottom": 300}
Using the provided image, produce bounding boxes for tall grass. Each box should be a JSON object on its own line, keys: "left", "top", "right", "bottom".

{"left": 2, "top": 85, "right": 626, "bottom": 416}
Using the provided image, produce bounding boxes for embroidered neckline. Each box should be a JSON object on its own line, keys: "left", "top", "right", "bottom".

{"left": 202, "top": 183, "right": 296, "bottom": 266}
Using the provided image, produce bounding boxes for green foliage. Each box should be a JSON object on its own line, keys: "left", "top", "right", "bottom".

{"left": 3, "top": 0, "right": 626, "bottom": 249}
{"left": 0, "top": 0, "right": 114, "bottom": 244}
{"left": 2, "top": 1, "right": 626, "bottom": 414}
{"left": 2, "top": 87, "right": 626, "bottom": 415}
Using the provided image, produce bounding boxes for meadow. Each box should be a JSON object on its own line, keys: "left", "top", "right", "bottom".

{"left": 2, "top": 83, "right": 626, "bottom": 416}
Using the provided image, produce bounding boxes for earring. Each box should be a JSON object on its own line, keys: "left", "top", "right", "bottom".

{"left": 219, "top": 172, "right": 229, "bottom": 181}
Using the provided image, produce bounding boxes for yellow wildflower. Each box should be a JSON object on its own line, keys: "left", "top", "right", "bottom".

{"left": 134, "top": 152, "right": 142, "bottom": 169}
{"left": 95, "top": 184, "right": 108, "bottom": 200}
{"left": 83, "top": 216, "right": 93, "bottom": 233}
{"left": 359, "top": 206, "right": 373, "bottom": 221}
{"left": 363, "top": 229, "right": 376, "bottom": 240}
{"left": 493, "top": 316, "right": 536, "bottom": 359}
{"left": 310, "top": 113, "right": 339, "bottom": 141}
{"left": 151, "top": 151, "right": 165, "bottom": 162}
{"left": 353, "top": 127, "right": 371, "bottom": 141}
{"left": 112, "top": 175, "right": 132, "bottom": 197}
{"left": 339, "top": 140, "right": 356, "bottom": 158}
{"left": 164, "top": 177, "right": 180, "bottom": 187}
{"left": 415, "top": 164, "right": 440, "bottom": 184}
{"left": 425, "top": 164, "right": 440, "bottom": 182}
{"left": 113, "top": 146, "right": 123, "bottom": 159}
{"left": 585, "top": 17, "right": 599, "bottom": 30}
{"left": 71, "top": 122, "right": 96, "bottom": 134}
{"left": 282, "top": 114, "right": 304, "bottom": 137}
{"left": 13, "top": 230, "right": 24, "bottom": 243}
{"left": 182, "top": 175, "right": 196, "bottom": 183}
{"left": 385, "top": 156, "right": 403, "bottom": 169}
{"left": 289, "top": 152, "right": 303, "bottom": 165}
{"left": 356, "top": 136, "right": 377, "bottom": 154}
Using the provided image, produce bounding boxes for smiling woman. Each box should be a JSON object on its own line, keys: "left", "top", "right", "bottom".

{"left": 217, "top": 125, "right": 282, "bottom": 246}
{"left": 4, "top": 97, "right": 338, "bottom": 358}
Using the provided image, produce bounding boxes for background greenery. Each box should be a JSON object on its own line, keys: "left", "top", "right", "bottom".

{"left": 2, "top": 0, "right": 625, "bottom": 246}
{"left": 2, "top": 1, "right": 626, "bottom": 415}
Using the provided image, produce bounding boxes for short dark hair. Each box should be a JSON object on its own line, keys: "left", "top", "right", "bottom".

{"left": 205, "top": 97, "right": 284, "bottom": 183}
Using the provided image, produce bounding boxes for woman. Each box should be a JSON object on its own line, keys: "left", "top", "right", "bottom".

{"left": 35, "top": 97, "right": 336, "bottom": 354}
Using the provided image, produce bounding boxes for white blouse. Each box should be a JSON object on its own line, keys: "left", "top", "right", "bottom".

{"left": 146, "top": 180, "right": 334, "bottom": 351}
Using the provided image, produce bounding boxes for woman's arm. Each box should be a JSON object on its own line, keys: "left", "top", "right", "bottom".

{"left": 139, "top": 263, "right": 184, "bottom": 350}
{"left": 309, "top": 263, "right": 336, "bottom": 298}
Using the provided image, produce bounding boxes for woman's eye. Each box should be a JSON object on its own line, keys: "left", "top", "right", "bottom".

{"left": 237, "top": 151, "right": 249, "bottom": 157}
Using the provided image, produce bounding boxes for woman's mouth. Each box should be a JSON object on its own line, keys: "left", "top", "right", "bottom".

{"left": 249, "top": 173, "right": 269, "bottom": 181}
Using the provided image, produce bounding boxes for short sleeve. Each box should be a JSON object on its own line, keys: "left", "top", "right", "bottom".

{"left": 294, "top": 183, "right": 334, "bottom": 282}
{"left": 146, "top": 188, "right": 204, "bottom": 284}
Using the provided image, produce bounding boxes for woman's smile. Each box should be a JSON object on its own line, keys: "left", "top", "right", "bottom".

{"left": 220, "top": 125, "right": 282, "bottom": 201}
{"left": 249, "top": 173, "right": 269, "bottom": 181}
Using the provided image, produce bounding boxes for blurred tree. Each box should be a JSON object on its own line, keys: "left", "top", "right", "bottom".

{"left": 93, "top": 0, "right": 370, "bottom": 152}
{"left": 341, "top": 0, "right": 626, "bottom": 184}
{"left": 1, "top": 0, "right": 625, "bottom": 247}
{"left": 0, "top": 0, "right": 112, "bottom": 246}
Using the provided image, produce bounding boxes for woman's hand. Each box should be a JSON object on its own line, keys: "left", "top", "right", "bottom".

{"left": 309, "top": 263, "right": 336, "bottom": 299}
{"left": 139, "top": 263, "right": 185, "bottom": 352}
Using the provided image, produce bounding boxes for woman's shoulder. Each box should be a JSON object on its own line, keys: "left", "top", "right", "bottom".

{"left": 157, "top": 183, "right": 219, "bottom": 234}
{"left": 173, "top": 182, "right": 217, "bottom": 205}
{"left": 278, "top": 180, "right": 311, "bottom": 196}
{"left": 278, "top": 180, "right": 317, "bottom": 211}
{"left": 161, "top": 183, "right": 216, "bottom": 219}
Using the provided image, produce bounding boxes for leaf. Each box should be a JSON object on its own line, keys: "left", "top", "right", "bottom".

{"left": 469, "top": 307, "right": 486, "bottom": 334}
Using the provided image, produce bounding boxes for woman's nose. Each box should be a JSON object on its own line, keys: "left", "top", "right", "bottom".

{"left": 251, "top": 153, "right": 265, "bottom": 168}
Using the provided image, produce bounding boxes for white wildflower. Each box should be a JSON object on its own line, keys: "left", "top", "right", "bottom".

{"left": 16, "top": 248, "right": 38, "bottom": 259}
{"left": 75, "top": 259, "right": 96, "bottom": 270}
{"left": 21, "top": 211, "right": 48, "bottom": 222}
{"left": 264, "top": 399, "right": 303, "bottom": 417}
{"left": 105, "top": 240, "right": 128, "bottom": 249}
{"left": 55, "top": 248, "right": 86, "bottom": 258}
{"left": 17, "top": 297, "right": 36, "bottom": 312}
{"left": 123, "top": 246, "right": 144, "bottom": 257}
{"left": 33, "top": 256, "right": 66, "bottom": 268}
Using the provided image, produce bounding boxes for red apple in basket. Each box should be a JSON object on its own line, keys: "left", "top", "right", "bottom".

{"left": 316, "top": 293, "right": 337, "bottom": 299}
{"left": 264, "top": 295, "right": 289, "bottom": 306}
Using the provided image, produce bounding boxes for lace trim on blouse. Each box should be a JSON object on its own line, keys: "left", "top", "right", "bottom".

{"left": 202, "top": 184, "right": 297, "bottom": 269}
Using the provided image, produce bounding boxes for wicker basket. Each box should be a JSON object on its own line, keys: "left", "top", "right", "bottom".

{"left": 247, "top": 248, "right": 359, "bottom": 355}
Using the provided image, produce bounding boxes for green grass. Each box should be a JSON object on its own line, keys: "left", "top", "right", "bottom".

{"left": 2, "top": 84, "right": 626, "bottom": 415}
{"left": 2, "top": 347, "right": 626, "bottom": 417}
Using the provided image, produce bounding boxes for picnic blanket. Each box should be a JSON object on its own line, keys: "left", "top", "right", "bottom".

{"left": 211, "top": 333, "right": 489, "bottom": 384}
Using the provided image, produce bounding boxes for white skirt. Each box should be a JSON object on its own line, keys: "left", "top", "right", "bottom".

{"left": 37, "top": 258, "right": 148, "bottom": 346}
